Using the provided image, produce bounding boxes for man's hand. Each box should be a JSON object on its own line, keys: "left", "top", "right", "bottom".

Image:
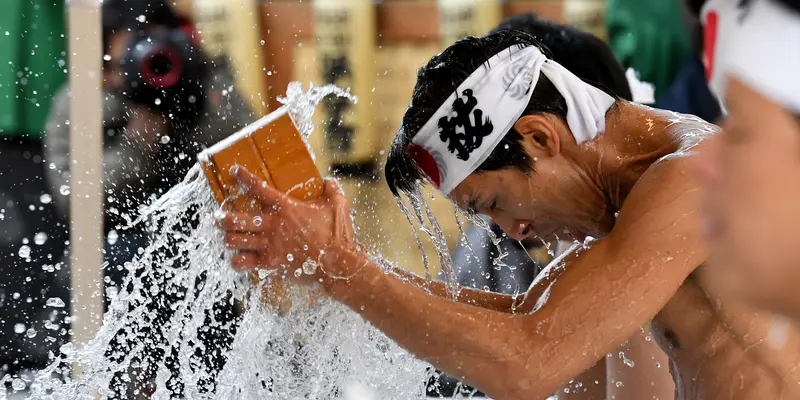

{"left": 215, "top": 166, "right": 357, "bottom": 285}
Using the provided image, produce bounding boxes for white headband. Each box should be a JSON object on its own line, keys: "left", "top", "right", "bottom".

{"left": 408, "top": 44, "right": 615, "bottom": 195}
{"left": 725, "top": 0, "right": 800, "bottom": 113}
{"left": 701, "top": 0, "right": 744, "bottom": 114}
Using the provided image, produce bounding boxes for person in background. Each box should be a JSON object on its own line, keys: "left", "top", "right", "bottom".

{"left": 43, "top": 0, "right": 253, "bottom": 395}
{"left": 697, "top": 0, "right": 800, "bottom": 340}
{"left": 606, "top": 0, "right": 692, "bottom": 100}
{"left": 652, "top": 0, "right": 722, "bottom": 123}
{"left": 428, "top": 14, "right": 673, "bottom": 400}
{"left": 607, "top": 0, "right": 721, "bottom": 124}
{"left": 0, "top": 0, "right": 71, "bottom": 383}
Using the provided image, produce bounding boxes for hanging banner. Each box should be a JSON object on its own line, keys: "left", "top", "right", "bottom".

{"left": 564, "top": 0, "right": 608, "bottom": 41}
{"left": 193, "top": 0, "right": 268, "bottom": 116}
{"left": 312, "top": 0, "right": 377, "bottom": 170}
{"left": 437, "top": 0, "right": 501, "bottom": 47}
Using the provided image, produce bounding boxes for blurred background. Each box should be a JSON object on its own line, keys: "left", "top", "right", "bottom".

{"left": 0, "top": 0, "right": 714, "bottom": 397}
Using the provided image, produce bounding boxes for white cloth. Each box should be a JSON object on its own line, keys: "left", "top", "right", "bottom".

{"left": 625, "top": 68, "right": 655, "bottom": 105}
{"left": 726, "top": 0, "right": 800, "bottom": 114}
{"left": 410, "top": 44, "right": 615, "bottom": 195}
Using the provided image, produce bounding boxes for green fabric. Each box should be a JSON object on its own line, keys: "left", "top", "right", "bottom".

{"left": 606, "top": 0, "right": 691, "bottom": 99}
{"left": 0, "top": 0, "right": 67, "bottom": 138}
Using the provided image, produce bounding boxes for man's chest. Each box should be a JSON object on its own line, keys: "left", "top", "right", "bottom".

{"left": 652, "top": 271, "right": 800, "bottom": 393}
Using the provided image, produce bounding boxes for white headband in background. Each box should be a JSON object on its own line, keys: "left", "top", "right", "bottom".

{"left": 725, "top": 0, "right": 800, "bottom": 114}
{"left": 701, "top": 0, "right": 743, "bottom": 114}
{"left": 408, "top": 44, "right": 615, "bottom": 195}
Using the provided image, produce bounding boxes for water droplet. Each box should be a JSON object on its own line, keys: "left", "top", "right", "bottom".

{"left": 160, "top": 135, "right": 170, "bottom": 144}
{"left": 655, "top": 362, "right": 661, "bottom": 368}
{"left": 615, "top": 381, "right": 624, "bottom": 388}
{"left": 302, "top": 259, "right": 317, "bottom": 275}
{"left": 154, "top": 98, "right": 162, "bottom": 106}
{"left": 188, "top": 95, "right": 196, "bottom": 104}
{"left": 40, "top": 193, "right": 52, "bottom": 204}
{"left": 48, "top": 162, "right": 56, "bottom": 170}
{"left": 12, "top": 378, "right": 26, "bottom": 391}
{"left": 14, "top": 323, "right": 25, "bottom": 333}
{"left": 18, "top": 245, "right": 31, "bottom": 258}
{"left": 645, "top": 335, "right": 652, "bottom": 341}
{"left": 137, "top": 14, "right": 146, "bottom": 23}
{"left": 286, "top": 253, "right": 294, "bottom": 262}
{"left": 34, "top": 232, "right": 48, "bottom": 245}
{"left": 46, "top": 297, "right": 66, "bottom": 308}
{"left": 59, "top": 185, "right": 70, "bottom": 196}
{"left": 294, "top": 268, "right": 303, "bottom": 277}
{"left": 252, "top": 216, "right": 262, "bottom": 226}
{"left": 107, "top": 230, "right": 119, "bottom": 245}
{"left": 26, "top": 328, "right": 37, "bottom": 338}
{"left": 103, "top": 54, "right": 111, "bottom": 61}
{"left": 303, "top": 244, "right": 308, "bottom": 251}
{"left": 260, "top": 40, "right": 265, "bottom": 45}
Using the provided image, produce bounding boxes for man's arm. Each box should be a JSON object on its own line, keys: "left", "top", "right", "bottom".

{"left": 321, "top": 157, "right": 705, "bottom": 399}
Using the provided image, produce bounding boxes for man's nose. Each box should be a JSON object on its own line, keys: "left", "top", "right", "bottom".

{"left": 491, "top": 214, "right": 530, "bottom": 241}
{"left": 693, "top": 135, "right": 721, "bottom": 189}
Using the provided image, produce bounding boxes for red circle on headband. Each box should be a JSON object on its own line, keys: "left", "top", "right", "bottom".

{"left": 407, "top": 144, "right": 441, "bottom": 188}
{"left": 141, "top": 46, "right": 183, "bottom": 89}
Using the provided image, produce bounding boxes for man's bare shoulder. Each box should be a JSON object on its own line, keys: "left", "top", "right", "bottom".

{"left": 609, "top": 142, "right": 708, "bottom": 272}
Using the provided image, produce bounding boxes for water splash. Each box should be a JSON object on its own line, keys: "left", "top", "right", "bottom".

{"left": 278, "top": 81, "right": 357, "bottom": 163}
{"left": 26, "top": 83, "right": 427, "bottom": 399}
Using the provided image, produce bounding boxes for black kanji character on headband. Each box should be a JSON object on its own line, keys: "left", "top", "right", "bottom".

{"left": 437, "top": 89, "right": 494, "bottom": 161}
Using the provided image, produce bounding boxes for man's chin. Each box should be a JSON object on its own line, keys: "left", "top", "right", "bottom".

{"left": 708, "top": 250, "right": 772, "bottom": 302}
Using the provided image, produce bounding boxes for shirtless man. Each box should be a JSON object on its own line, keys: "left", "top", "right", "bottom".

{"left": 217, "top": 30, "right": 800, "bottom": 399}
{"left": 697, "top": 0, "right": 800, "bottom": 323}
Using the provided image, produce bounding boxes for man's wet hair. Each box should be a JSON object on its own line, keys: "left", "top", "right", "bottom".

{"left": 489, "top": 14, "right": 633, "bottom": 101}
{"left": 385, "top": 29, "right": 620, "bottom": 197}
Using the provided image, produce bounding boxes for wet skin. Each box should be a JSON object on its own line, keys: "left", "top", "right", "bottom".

{"left": 217, "top": 101, "right": 800, "bottom": 399}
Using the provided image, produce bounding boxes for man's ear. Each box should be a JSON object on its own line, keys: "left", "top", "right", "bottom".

{"left": 513, "top": 114, "right": 561, "bottom": 157}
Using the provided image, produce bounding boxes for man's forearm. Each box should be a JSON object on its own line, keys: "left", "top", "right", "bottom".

{"left": 321, "top": 247, "right": 555, "bottom": 400}
{"left": 384, "top": 264, "right": 526, "bottom": 314}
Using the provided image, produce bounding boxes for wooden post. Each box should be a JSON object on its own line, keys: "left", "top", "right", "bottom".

{"left": 66, "top": 0, "right": 104, "bottom": 378}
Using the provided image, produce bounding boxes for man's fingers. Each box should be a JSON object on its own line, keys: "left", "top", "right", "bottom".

{"left": 231, "top": 251, "right": 260, "bottom": 270}
{"left": 215, "top": 210, "right": 271, "bottom": 232}
{"left": 225, "top": 232, "right": 265, "bottom": 251}
{"left": 231, "top": 165, "right": 285, "bottom": 208}
{"left": 322, "top": 178, "right": 344, "bottom": 197}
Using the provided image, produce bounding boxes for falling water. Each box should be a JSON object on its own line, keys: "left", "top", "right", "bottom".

{"left": 23, "top": 83, "right": 428, "bottom": 399}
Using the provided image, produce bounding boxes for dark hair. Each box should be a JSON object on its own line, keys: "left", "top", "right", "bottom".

{"left": 385, "top": 30, "right": 617, "bottom": 197}
{"left": 489, "top": 14, "right": 632, "bottom": 101}
{"left": 102, "top": 0, "right": 182, "bottom": 51}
